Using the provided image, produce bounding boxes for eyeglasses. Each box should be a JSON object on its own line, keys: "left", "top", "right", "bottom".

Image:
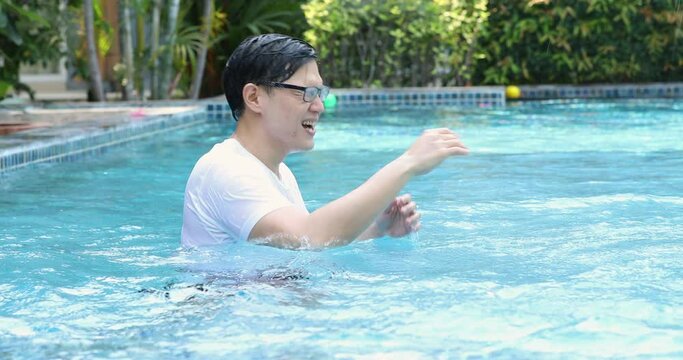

{"left": 266, "top": 82, "right": 330, "bottom": 103}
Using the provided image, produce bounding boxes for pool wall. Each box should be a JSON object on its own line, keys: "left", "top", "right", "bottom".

{"left": 517, "top": 82, "right": 682, "bottom": 100}
{"left": 332, "top": 87, "right": 505, "bottom": 107}
{"left": 206, "top": 86, "right": 506, "bottom": 120}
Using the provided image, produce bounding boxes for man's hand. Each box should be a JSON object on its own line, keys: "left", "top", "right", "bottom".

{"left": 374, "top": 193, "right": 421, "bottom": 238}
{"left": 400, "top": 128, "right": 469, "bottom": 176}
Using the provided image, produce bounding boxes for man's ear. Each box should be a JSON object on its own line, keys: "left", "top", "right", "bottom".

{"left": 243, "top": 83, "right": 263, "bottom": 115}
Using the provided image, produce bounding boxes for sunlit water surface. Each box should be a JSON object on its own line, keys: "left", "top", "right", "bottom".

{"left": 1, "top": 99, "right": 682, "bottom": 359}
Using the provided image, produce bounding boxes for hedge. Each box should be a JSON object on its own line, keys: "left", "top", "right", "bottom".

{"left": 303, "top": 0, "right": 682, "bottom": 87}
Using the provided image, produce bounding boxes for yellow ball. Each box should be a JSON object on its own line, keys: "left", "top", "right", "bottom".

{"left": 506, "top": 85, "right": 521, "bottom": 99}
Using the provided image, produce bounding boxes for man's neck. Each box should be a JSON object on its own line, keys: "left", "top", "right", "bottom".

{"left": 232, "top": 116, "right": 285, "bottom": 176}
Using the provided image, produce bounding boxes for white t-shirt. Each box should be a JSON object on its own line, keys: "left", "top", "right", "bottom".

{"left": 181, "top": 138, "right": 307, "bottom": 247}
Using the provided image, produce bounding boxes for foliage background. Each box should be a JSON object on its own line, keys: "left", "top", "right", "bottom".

{"left": 303, "top": 0, "right": 488, "bottom": 88}
{"left": 474, "top": 0, "right": 683, "bottom": 85}
{"left": 200, "top": 0, "right": 308, "bottom": 96}
{"left": 2, "top": 0, "right": 682, "bottom": 100}
{"left": 304, "top": 0, "right": 683, "bottom": 88}
{"left": 0, "top": 0, "right": 64, "bottom": 99}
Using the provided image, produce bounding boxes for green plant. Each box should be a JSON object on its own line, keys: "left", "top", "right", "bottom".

{"left": 218, "top": 0, "right": 306, "bottom": 51}
{"left": 196, "top": 0, "right": 306, "bottom": 97}
{"left": 474, "top": 0, "right": 683, "bottom": 84}
{"left": 302, "top": 0, "right": 489, "bottom": 88}
{"left": 165, "top": 1, "right": 227, "bottom": 97}
{"left": 0, "top": 0, "right": 64, "bottom": 100}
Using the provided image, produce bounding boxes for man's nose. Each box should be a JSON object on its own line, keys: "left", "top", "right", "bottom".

{"left": 309, "top": 94, "right": 325, "bottom": 113}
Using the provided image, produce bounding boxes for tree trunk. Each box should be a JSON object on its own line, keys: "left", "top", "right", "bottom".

{"left": 134, "top": 0, "right": 146, "bottom": 100}
{"left": 84, "top": 0, "right": 105, "bottom": 101}
{"left": 189, "top": 0, "right": 213, "bottom": 100}
{"left": 158, "top": 0, "right": 180, "bottom": 99}
{"left": 150, "top": 0, "right": 160, "bottom": 99}
{"left": 118, "top": 0, "right": 135, "bottom": 100}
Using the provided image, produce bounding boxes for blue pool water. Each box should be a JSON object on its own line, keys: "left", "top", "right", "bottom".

{"left": 1, "top": 99, "right": 682, "bottom": 358}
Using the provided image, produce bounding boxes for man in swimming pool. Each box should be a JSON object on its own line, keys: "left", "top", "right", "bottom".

{"left": 181, "top": 33, "right": 468, "bottom": 249}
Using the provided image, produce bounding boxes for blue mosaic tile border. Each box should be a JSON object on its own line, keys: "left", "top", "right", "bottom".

{"left": 519, "top": 83, "right": 683, "bottom": 100}
{"left": 206, "top": 102, "right": 233, "bottom": 121}
{"left": 0, "top": 108, "right": 206, "bottom": 174}
{"left": 204, "top": 87, "right": 506, "bottom": 119}
{"left": 333, "top": 87, "right": 505, "bottom": 107}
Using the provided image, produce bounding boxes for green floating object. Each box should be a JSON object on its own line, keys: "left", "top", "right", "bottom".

{"left": 323, "top": 93, "right": 337, "bottom": 108}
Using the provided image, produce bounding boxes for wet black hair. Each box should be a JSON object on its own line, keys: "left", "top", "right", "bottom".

{"left": 222, "top": 33, "right": 318, "bottom": 121}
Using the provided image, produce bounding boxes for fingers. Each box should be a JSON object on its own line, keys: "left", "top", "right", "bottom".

{"left": 406, "top": 212, "right": 421, "bottom": 232}
{"left": 406, "top": 211, "right": 420, "bottom": 222}
{"left": 443, "top": 138, "right": 469, "bottom": 155}
{"left": 385, "top": 196, "right": 405, "bottom": 214}
{"left": 400, "top": 200, "right": 417, "bottom": 216}
{"left": 396, "top": 194, "right": 421, "bottom": 231}
{"left": 426, "top": 128, "right": 457, "bottom": 135}
{"left": 399, "top": 194, "right": 421, "bottom": 232}
{"left": 397, "top": 193, "right": 412, "bottom": 205}
{"left": 394, "top": 193, "right": 415, "bottom": 214}
{"left": 426, "top": 129, "right": 469, "bottom": 155}
{"left": 442, "top": 138, "right": 467, "bottom": 148}
{"left": 424, "top": 129, "right": 460, "bottom": 141}
{"left": 425, "top": 129, "right": 463, "bottom": 143}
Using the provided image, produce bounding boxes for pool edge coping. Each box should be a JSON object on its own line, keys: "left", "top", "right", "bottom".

{"left": 0, "top": 107, "right": 207, "bottom": 174}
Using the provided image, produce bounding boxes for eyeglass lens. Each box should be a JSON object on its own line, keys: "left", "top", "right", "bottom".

{"left": 304, "top": 86, "right": 329, "bottom": 102}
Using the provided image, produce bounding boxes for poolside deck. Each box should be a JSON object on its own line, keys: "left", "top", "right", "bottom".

{"left": 0, "top": 103, "right": 209, "bottom": 173}
{"left": 0, "top": 106, "right": 197, "bottom": 148}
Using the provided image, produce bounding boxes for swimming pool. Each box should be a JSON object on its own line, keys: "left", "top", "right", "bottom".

{"left": 1, "top": 99, "right": 682, "bottom": 358}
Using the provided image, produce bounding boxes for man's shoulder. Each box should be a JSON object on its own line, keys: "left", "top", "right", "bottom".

{"left": 202, "top": 138, "right": 238, "bottom": 160}
{"left": 196, "top": 139, "right": 257, "bottom": 172}
{"left": 190, "top": 139, "right": 271, "bottom": 190}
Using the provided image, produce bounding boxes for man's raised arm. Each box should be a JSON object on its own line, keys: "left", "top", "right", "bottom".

{"left": 249, "top": 128, "right": 468, "bottom": 249}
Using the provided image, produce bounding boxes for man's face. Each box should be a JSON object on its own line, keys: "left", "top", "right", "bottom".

{"left": 260, "top": 61, "right": 325, "bottom": 153}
